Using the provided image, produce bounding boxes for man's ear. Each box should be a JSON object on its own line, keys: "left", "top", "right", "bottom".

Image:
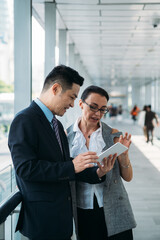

{"left": 51, "top": 83, "right": 62, "bottom": 95}
{"left": 79, "top": 99, "right": 83, "bottom": 109}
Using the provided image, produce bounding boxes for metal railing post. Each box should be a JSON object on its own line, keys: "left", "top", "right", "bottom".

{"left": 10, "top": 165, "right": 12, "bottom": 193}
{"left": 0, "top": 223, "right": 5, "bottom": 240}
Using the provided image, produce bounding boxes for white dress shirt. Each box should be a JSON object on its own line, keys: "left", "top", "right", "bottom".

{"left": 70, "top": 117, "right": 106, "bottom": 209}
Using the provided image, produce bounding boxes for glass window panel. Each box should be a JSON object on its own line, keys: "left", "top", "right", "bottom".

{"left": 0, "top": 0, "right": 14, "bottom": 200}
{"left": 32, "top": 16, "right": 45, "bottom": 100}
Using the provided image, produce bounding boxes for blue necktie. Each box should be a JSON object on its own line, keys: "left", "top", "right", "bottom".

{"left": 51, "top": 116, "right": 63, "bottom": 152}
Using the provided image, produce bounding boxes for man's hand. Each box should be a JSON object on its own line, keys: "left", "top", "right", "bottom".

{"left": 73, "top": 152, "right": 98, "bottom": 173}
{"left": 96, "top": 153, "right": 117, "bottom": 178}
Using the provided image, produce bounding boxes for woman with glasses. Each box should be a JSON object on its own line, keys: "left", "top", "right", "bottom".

{"left": 67, "top": 85, "right": 136, "bottom": 240}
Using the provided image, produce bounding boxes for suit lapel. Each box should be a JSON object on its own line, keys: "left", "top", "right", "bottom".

{"left": 30, "top": 101, "right": 63, "bottom": 156}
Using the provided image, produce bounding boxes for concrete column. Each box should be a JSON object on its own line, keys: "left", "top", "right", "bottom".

{"left": 154, "top": 79, "right": 159, "bottom": 112}
{"left": 145, "top": 83, "right": 151, "bottom": 105}
{"left": 58, "top": 29, "right": 67, "bottom": 65}
{"left": 151, "top": 81, "right": 155, "bottom": 110}
{"left": 45, "top": 3, "right": 56, "bottom": 76}
{"left": 131, "top": 84, "right": 140, "bottom": 107}
{"left": 157, "top": 80, "right": 160, "bottom": 113}
{"left": 74, "top": 53, "right": 80, "bottom": 72}
{"left": 139, "top": 85, "right": 145, "bottom": 109}
{"left": 122, "top": 86, "right": 129, "bottom": 111}
{"left": 14, "top": 0, "right": 32, "bottom": 114}
{"left": 68, "top": 43, "right": 75, "bottom": 68}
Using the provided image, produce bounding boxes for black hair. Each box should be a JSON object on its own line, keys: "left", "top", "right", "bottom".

{"left": 143, "top": 105, "right": 147, "bottom": 111}
{"left": 42, "top": 65, "right": 84, "bottom": 92}
{"left": 81, "top": 85, "right": 109, "bottom": 101}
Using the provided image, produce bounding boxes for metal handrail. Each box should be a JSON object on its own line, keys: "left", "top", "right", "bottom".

{"left": 0, "top": 189, "right": 22, "bottom": 224}
{"left": 0, "top": 164, "right": 12, "bottom": 173}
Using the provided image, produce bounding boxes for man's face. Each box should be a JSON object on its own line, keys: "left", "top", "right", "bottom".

{"left": 53, "top": 83, "right": 80, "bottom": 116}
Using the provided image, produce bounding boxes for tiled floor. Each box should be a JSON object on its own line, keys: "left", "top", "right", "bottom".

{"left": 1, "top": 118, "right": 160, "bottom": 240}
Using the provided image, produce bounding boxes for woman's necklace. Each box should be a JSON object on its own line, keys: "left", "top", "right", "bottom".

{"left": 85, "top": 127, "right": 99, "bottom": 139}
{"left": 79, "top": 120, "right": 99, "bottom": 140}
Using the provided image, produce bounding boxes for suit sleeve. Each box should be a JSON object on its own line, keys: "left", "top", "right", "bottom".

{"left": 76, "top": 167, "right": 106, "bottom": 184}
{"left": 8, "top": 114, "right": 75, "bottom": 183}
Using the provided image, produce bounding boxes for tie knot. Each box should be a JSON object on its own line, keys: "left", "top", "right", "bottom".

{"left": 52, "top": 116, "right": 57, "bottom": 124}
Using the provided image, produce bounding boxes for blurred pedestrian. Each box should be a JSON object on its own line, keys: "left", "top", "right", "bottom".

{"left": 109, "top": 104, "right": 117, "bottom": 123}
{"left": 130, "top": 105, "right": 140, "bottom": 123}
{"left": 117, "top": 105, "right": 123, "bottom": 122}
{"left": 144, "top": 105, "right": 159, "bottom": 144}
{"left": 138, "top": 105, "right": 147, "bottom": 141}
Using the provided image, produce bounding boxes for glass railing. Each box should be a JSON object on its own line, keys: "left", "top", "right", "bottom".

{"left": 0, "top": 190, "right": 28, "bottom": 240}
{"left": 0, "top": 165, "right": 16, "bottom": 203}
{"left": 0, "top": 165, "right": 26, "bottom": 240}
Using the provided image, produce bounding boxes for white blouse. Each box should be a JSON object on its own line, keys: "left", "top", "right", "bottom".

{"left": 70, "top": 117, "right": 106, "bottom": 209}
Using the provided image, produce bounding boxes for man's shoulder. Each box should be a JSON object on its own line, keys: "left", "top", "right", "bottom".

{"left": 147, "top": 111, "right": 155, "bottom": 117}
{"left": 13, "top": 102, "right": 40, "bottom": 123}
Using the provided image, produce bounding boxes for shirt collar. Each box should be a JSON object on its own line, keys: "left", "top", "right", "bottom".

{"left": 73, "top": 116, "right": 102, "bottom": 134}
{"left": 34, "top": 98, "right": 54, "bottom": 123}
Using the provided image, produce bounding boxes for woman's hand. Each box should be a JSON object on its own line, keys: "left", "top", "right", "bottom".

{"left": 96, "top": 153, "right": 117, "bottom": 178}
{"left": 119, "top": 132, "right": 132, "bottom": 155}
{"left": 118, "top": 132, "right": 133, "bottom": 182}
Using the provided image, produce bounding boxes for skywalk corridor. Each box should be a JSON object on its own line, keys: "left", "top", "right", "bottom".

{"left": 0, "top": 118, "right": 160, "bottom": 240}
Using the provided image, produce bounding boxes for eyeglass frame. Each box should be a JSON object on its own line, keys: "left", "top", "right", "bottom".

{"left": 83, "top": 100, "right": 109, "bottom": 114}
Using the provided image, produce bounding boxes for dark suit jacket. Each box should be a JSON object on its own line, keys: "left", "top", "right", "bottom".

{"left": 8, "top": 101, "right": 103, "bottom": 240}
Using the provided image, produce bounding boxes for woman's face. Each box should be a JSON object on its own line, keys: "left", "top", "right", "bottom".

{"left": 79, "top": 93, "right": 108, "bottom": 126}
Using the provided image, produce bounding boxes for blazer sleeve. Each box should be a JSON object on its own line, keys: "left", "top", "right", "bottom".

{"left": 8, "top": 114, "right": 75, "bottom": 183}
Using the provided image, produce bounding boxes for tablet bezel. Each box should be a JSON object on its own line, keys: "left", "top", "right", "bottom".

{"left": 98, "top": 142, "right": 128, "bottom": 162}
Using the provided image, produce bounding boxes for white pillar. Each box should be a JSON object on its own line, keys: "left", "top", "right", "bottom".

{"left": 68, "top": 43, "right": 75, "bottom": 68}
{"left": 45, "top": 3, "right": 56, "bottom": 76}
{"left": 145, "top": 83, "right": 151, "bottom": 105}
{"left": 58, "top": 29, "right": 67, "bottom": 65}
{"left": 74, "top": 53, "right": 80, "bottom": 72}
{"left": 14, "top": 0, "right": 32, "bottom": 114}
{"left": 157, "top": 80, "right": 160, "bottom": 113}
{"left": 122, "top": 86, "right": 128, "bottom": 111}
{"left": 132, "top": 84, "right": 140, "bottom": 107}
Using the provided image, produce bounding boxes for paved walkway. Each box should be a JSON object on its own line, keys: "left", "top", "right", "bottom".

{"left": 0, "top": 118, "right": 160, "bottom": 240}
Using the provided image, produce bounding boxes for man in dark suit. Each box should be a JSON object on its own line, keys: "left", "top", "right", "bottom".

{"left": 8, "top": 65, "right": 108, "bottom": 240}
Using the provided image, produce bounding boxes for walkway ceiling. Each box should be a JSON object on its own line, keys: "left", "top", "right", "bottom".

{"left": 33, "top": 0, "right": 160, "bottom": 88}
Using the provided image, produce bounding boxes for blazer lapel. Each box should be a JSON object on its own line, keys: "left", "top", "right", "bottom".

{"left": 30, "top": 101, "right": 63, "bottom": 155}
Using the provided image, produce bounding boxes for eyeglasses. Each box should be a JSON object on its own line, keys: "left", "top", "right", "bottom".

{"left": 83, "top": 100, "right": 109, "bottom": 114}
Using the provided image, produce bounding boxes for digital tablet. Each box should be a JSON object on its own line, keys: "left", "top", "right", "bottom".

{"left": 98, "top": 142, "right": 128, "bottom": 162}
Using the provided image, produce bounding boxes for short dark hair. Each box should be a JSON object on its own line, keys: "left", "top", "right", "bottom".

{"left": 81, "top": 85, "right": 109, "bottom": 101}
{"left": 42, "top": 65, "right": 84, "bottom": 92}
